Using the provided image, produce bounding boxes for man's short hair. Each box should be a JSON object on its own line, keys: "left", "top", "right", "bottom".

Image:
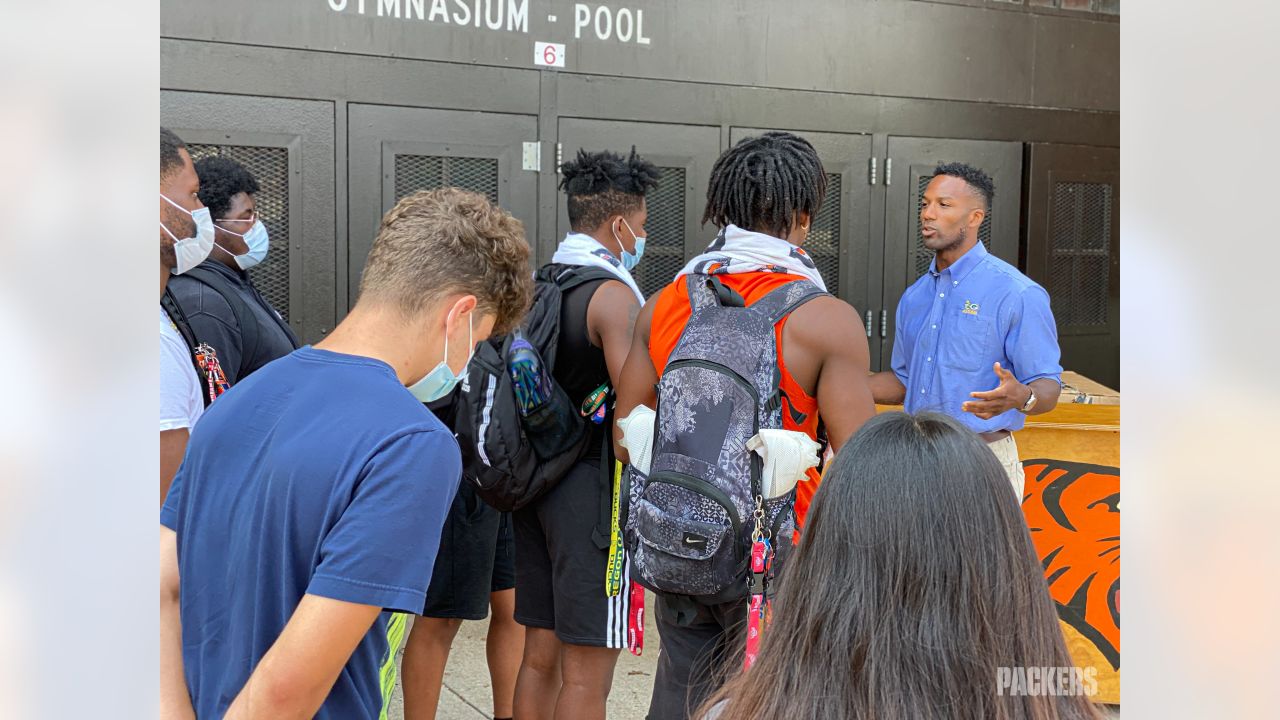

{"left": 932, "top": 162, "right": 995, "bottom": 211}
{"left": 559, "top": 148, "right": 661, "bottom": 231}
{"left": 161, "top": 127, "right": 187, "bottom": 180}
{"left": 358, "top": 188, "right": 533, "bottom": 336}
{"left": 195, "top": 156, "right": 261, "bottom": 220}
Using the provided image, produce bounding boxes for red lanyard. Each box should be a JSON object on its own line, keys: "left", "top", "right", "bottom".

{"left": 627, "top": 580, "right": 645, "bottom": 656}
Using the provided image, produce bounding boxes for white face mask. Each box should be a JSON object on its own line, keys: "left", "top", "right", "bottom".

{"left": 408, "top": 314, "right": 475, "bottom": 403}
{"left": 215, "top": 217, "right": 270, "bottom": 271}
{"left": 160, "top": 193, "right": 216, "bottom": 275}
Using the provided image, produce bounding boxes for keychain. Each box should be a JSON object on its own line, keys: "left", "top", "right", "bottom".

{"left": 194, "top": 343, "right": 230, "bottom": 403}
{"left": 744, "top": 496, "right": 774, "bottom": 671}
{"left": 580, "top": 382, "right": 610, "bottom": 424}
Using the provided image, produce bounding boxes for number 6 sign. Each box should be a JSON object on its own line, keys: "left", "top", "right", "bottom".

{"left": 534, "top": 42, "right": 566, "bottom": 68}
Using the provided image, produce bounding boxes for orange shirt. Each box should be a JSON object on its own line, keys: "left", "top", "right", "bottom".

{"left": 648, "top": 272, "right": 823, "bottom": 531}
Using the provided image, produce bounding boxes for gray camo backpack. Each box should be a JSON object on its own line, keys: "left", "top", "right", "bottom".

{"left": 625, "top": 274, "right": 827, "bottom": 603}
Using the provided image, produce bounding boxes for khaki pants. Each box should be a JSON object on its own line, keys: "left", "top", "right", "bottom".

{"left": 987, "top": 434, "right": 1025, "bottom": 498}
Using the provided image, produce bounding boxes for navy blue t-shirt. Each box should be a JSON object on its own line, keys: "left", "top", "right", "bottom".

{"left": 161, "top": 346, "right": 460, "bottom": 719}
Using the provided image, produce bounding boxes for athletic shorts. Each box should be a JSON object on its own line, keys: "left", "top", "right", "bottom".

{"left": 513, "top": 458, "right": 632, "bottom": 648}
{"left": 421, "top": 478, "right": 515, "bottom": 619}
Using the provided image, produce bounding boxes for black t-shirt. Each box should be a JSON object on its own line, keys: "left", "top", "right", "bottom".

{"left": 549, "top": 265, "right": 612, "bottom": 462}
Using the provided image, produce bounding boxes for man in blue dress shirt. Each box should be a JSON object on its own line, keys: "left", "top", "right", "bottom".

{"left": 870, "top": 163, "right": 1063, "bottom": 495}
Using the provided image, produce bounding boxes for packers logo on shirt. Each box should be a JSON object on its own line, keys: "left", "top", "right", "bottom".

{"left": 962, "top": 300, "right": 980, "bottom": 316}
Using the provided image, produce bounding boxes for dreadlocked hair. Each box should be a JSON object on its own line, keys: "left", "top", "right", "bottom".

{"left": 702, "top": 131, "right": 827, "bottom": 239}
{"left": 559, "top": 147, "right": 661, "bottom": 231}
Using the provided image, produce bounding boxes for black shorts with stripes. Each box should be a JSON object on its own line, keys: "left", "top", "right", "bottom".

{"left": 513, "top": 458, "right": 631, "bottom": 648}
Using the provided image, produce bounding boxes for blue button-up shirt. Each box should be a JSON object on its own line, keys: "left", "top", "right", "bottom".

{"left": 892, "top": 242, "right": 1062, "bottom": 433}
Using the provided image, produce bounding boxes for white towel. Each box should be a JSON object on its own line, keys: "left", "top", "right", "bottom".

{"left": 746, "top": 429, "right": 822, "bottom": 498}
{"left": 550, "top": 232, "right": 645, "bottom": 304}
{"left": 617, "top": 405, "right": 656, "bottom": 475}
{"left": 674, "top": 224, "right": 829, "bottom": 292}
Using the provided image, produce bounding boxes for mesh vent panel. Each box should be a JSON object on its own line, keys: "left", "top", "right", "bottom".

{"left": 806, "top": 174, "right": 841, "bottom": 297}
{"left": 188, "top": 143, "right": 291, "bottom": 321}
{"left": 912, "top": 172, "right": 992, "bottom": 277}
{"left": 394, "top": 155, "right": 443, "bottom": 201}
{"left": 394, "top": 155, "right": 500, "bottom": 206}
{"left": 1049, "top": 182, "right": 1113, "bottom": 326}
{"left": 633, "top": 167, "right": 687, "bottom": 299}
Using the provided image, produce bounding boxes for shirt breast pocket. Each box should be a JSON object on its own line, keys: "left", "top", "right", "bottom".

{"left": 942, "top": 312, "right": 995, "bottom": 372}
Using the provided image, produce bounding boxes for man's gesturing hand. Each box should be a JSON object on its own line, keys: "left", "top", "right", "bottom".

{"left": 961, "top": 362, "right": 1029, "bottom": 420}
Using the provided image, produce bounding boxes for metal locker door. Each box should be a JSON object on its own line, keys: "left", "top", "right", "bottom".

{"left": 728, "top": 128, "right": 875, "bottom": 345}
{"left": 556, "top": 119, "right": 721, "bottom": 300}
{"left": 880, "top": 137, "right": 1022, "bottom": 370}
{"left": 161, "top": 91, "right": 337, "bottom": 344}
{"left": 347, "top": 105, "right": 539, "bottom": 310}
{"left": 1025, "top": 144, "right": 1120, "bottom": 389}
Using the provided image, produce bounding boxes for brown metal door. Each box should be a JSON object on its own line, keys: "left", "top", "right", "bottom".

{"left": 1024, "top": 144, "right": 1120, "bottom": 389}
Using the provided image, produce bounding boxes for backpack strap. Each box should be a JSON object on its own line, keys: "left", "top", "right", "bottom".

{"left": 752, "top": 279, "right": 829, "bottom": 325}
{"left": 552, "top": 264, "right": 619, "bottom": 292}
{"left": 161, "top": 288, "right": 201, "bottom": 363}
{"left": 184, "top": 266, "right": 262, "bottom": 380}
{"left": 161, "top": 288, "right": 219, "bottom": 408}
{"left": 749, "top": 280, "right": 829, "bottom": 417}
{"left": 549, "top": 264, "right": 622, "bottom": 548}
{"left": 527, "top": 264, "right": 618, "bottom": 372}
{"left": 685, "top": 273, "right": 723, "bottom": 313}
{"left": 591, "top": 405, "right": 615, "bottom": 551}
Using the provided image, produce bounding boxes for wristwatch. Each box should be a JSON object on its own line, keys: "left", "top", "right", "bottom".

{"left": 1017, "top": 386, "right": 1038, "bottom": 414}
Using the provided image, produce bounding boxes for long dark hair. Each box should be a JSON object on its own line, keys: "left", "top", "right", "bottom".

{"left": 697, "top": 412, "right": 1103, "bottom": 720}
{"left": 701, "top": 131, "right": 827, "bottom": 239}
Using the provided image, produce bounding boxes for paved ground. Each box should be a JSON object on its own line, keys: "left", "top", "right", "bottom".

{"left": 385, "top": 592, "right": 1119, "bottom": 719}
{"left": 387, "top": 592, "right": 661, "bottom": 720}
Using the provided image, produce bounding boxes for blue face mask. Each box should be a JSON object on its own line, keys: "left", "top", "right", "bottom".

{"left": 215, "top": 217, "right": 270, "bottom": 271}
{"left": 615, "top": 218, "right": 646, "bottom": 272}
{"left": 408, "top": 314, "right": 474, "bottom": 403}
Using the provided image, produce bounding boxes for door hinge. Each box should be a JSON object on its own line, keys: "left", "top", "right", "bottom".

{"left": 864, "top": 310, "right": 873, "bottom": 337}
{"left": 885, "top": 158, "right": 892, "bottom": 187}
{"left": 868, "top": 157, "right": 877, "bottom": 186}
{"left": 555, "top": 143, "right": 563, "bottom": 174}
{"left": 880, "top": 309, "right": 888, "bottom": 339}
{"left": 522, "top": 142, "right": 541, "bottom": 172}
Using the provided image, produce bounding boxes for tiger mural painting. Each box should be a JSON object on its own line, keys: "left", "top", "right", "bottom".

{"left": 1021, "top": 459, "right": 1120, "bottom": 705}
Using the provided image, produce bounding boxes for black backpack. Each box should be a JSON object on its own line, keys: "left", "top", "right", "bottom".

{"left": 454, "top": 263, "right": 618, "bottom": 512}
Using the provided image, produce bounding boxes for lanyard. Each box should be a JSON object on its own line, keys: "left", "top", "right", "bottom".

{"left": 606, "top": 459, "right": 646, "bottom": 656}
{"left": 606, "top": 461, "right": 626, "bottom": 596}
{"left": 627, "top": 580, "right": 645, "bottom": 656}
